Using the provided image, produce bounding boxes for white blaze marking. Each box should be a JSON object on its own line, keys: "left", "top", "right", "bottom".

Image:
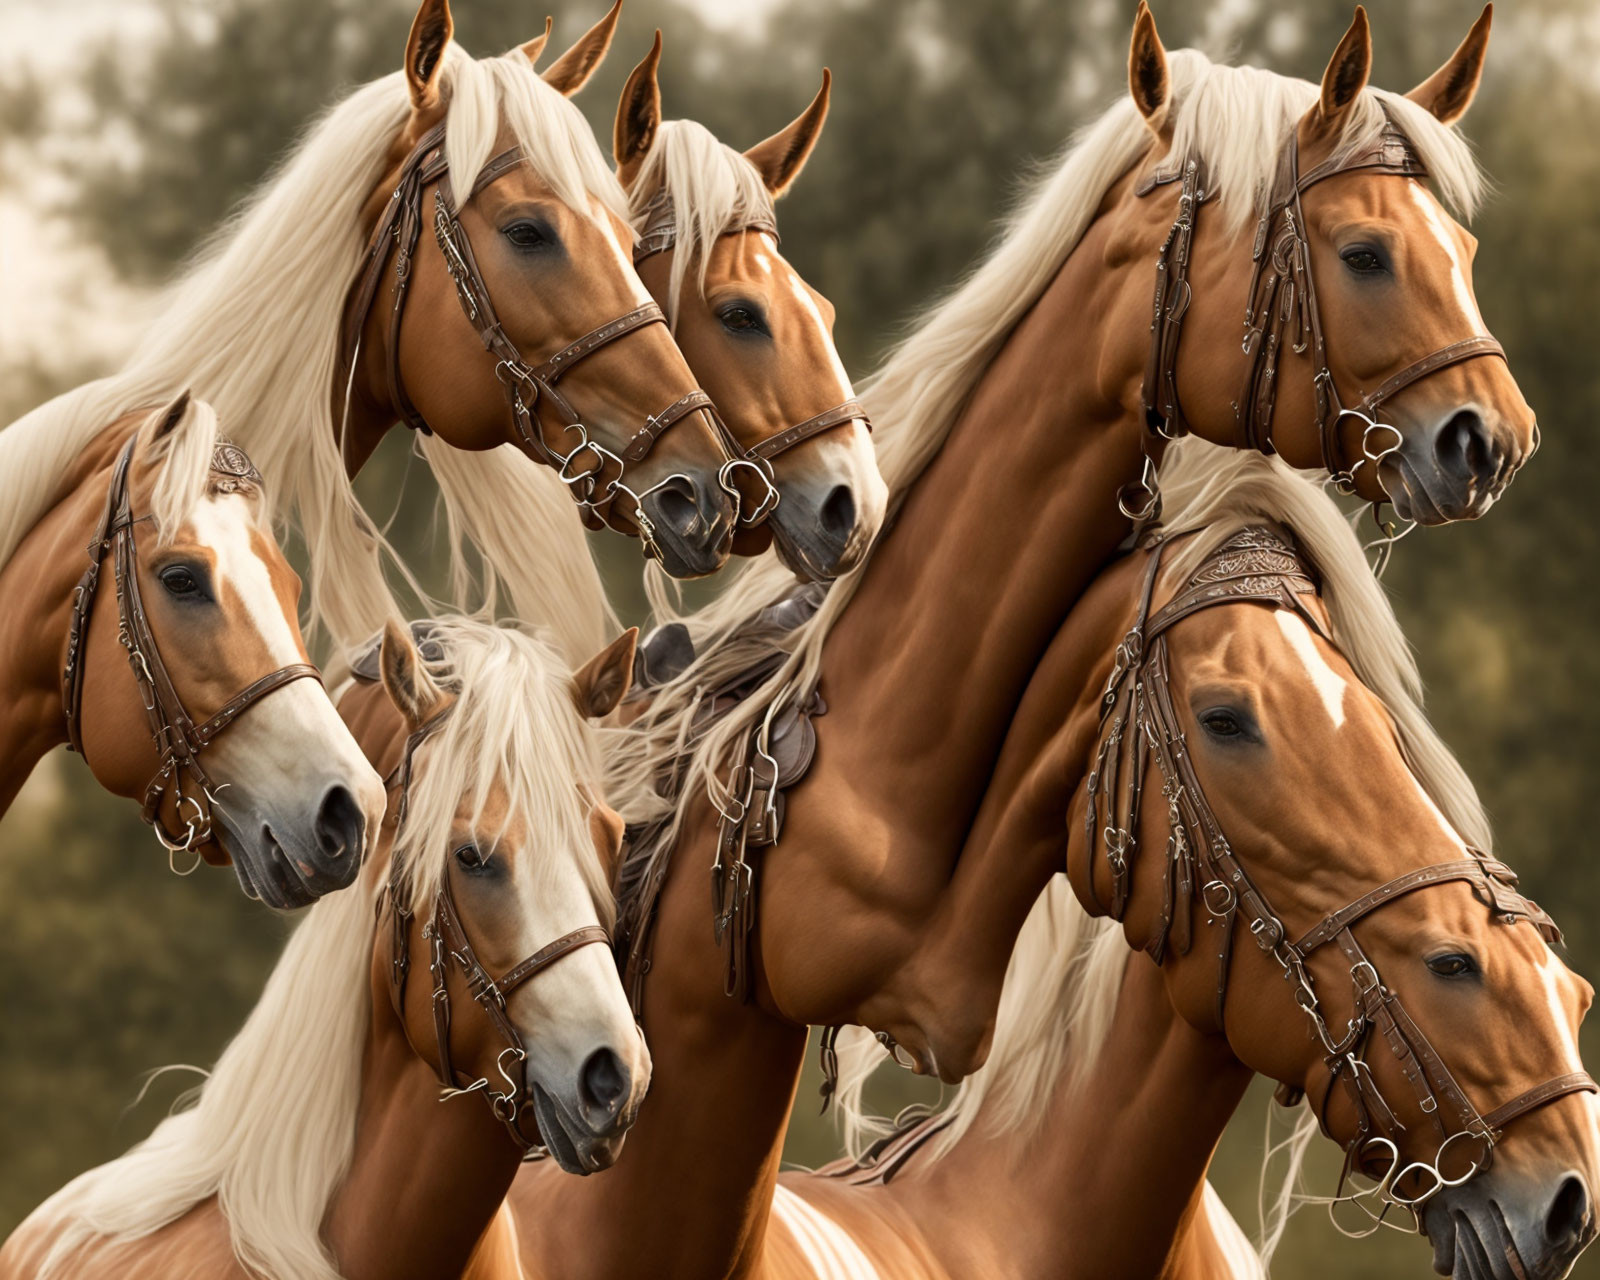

{"left": 1274, "top": 612, "right": 1348, "bottom": 729}
{"left": 1536, "top": 947, "right": 1586, "bottom": 1073}
{"left": 780, "top": 269, "right": 853, "bottom": 394}
{"left": 188, "top": 495, "right": 301, "bottom": 664}
{"left": 1407, "top": 183, "right": 1486, "bottom": 334}
{"left": 1407, "top": 773, "right": 1470, "bottom": 855}
{"left": 594, "top": 203, "right": 652, "bottom": 305}
{"left": 771, "top": 1185, "right": 882, "bottom": 1280}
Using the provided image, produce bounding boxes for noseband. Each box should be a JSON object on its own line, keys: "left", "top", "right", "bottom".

{"left": 632, "top": 191, "right": 871, "bottom": 524}
{"left": 1086, "top": 525, "right": 1595, "bottom": 1222}
{"left": 62, "top": 435, "right": 323, "bottom": 859}
{"left": 1132, "top": 109, "right": 1507, "bottom": 517}
{"left": 375, "top": 699, "right": 611, "bottom": 1156}
{"left": 343, "top": 123, "right": 740, "bottom": 549}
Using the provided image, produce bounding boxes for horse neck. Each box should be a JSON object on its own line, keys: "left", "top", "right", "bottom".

{"left": 319, "top": 940, "right": 524, "bottom": 1280}
{"left": 505, "top": 796, "right": 810, "bottom": 1280}
{"left": 902, "top": 955, "right": 1252, "bottom": 1279}
{"left": 0, "top": 419, "right": 134, "bottom": 816}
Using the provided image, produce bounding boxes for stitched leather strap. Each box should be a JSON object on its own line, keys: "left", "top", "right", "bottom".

{"left": 529, "top": 303, "right": 669, "bottom": 386}
{"left": 1360, "top": 335, "right": 1507, "bottom": 415}
{"left": 191, "top": 664, "right": 324, "bottom": 744}
{"left": 1483, "top": 1072, "right": 1599, "bottom": 1132}
{"left": 748, "top": 400, "right": 870, "bottom": 462}
{"left": 1294, "top": 859, "right": 1512, "bottom": 954}
{"left": 620, "top": 389, "right": 714, "bottom": 463}
{"left": 498, "top": 924, "right": 612, "bottom": 995}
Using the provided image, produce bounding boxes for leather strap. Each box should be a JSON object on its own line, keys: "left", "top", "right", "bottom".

{"left": 1483, "top": 1073, "right": 1599, "bottom": 1133}
{"left": 498, "top": 924, "right": 612, "bottom": 994}
{"left": 748, "top": 400, "right": 870, "bottom": 462}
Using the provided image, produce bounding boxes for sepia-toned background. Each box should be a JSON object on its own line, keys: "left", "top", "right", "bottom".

{"left": 2, "top": 0, "right": 1599, "bottom": 1274}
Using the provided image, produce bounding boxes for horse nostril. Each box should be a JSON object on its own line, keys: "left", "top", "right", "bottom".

{"left": 314, "top": 785, "right": 365, "bottom": 862}
{"left": 1434, "top": 408, "right": 1494, "bottom": 482}
{"left": 1544, "top": 1175, "right": 1591, "bottom": 1250}
{"left": 578, "top": 1047, "right": 630, "bottom": 1118}
{"left": 818, "top": 484, "right": 856, "bottom": 547}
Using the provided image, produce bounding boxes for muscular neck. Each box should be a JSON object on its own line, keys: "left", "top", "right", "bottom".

{"left": 905, "top": 957, "right": 1251, "bottom": 1279}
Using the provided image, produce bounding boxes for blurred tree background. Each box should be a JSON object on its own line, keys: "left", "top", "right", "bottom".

{"left": 2, "top": 0, "right": 1598, "bottom": 1274}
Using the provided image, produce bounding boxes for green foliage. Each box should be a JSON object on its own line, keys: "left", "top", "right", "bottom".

{"left": 3, "top": 1, "right": 1600, "bottom": 1275}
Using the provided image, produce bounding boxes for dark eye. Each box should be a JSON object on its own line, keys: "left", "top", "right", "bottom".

{"left": 1199, "top": 709, "right": 1243, "bottom": 738}
{"left": 1340, "top": 244, "right": 1387, "bottom": 275}
{"left": 1427, "top": 953, "right": 1478, "bottom": 979}
{"left": 159, "top": 566, "right": 201, "bottom": 597}
{"left": 503, "top": 220, "right": 554, "bottom": 251}
{"left": 718, "top": 303, "right": 768, "bottom": 336}
{"left": 453, "top": 843, "right": 492, "bottom": 874}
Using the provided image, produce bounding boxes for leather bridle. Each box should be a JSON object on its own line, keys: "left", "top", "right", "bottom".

{"left": 343, "top": 122, "right": 748, "bottom": 549}
{"left": 62, "top": 434, "right": 323, "bottom": 858}
{"left": 1085, "top": 525, "right": 1595, "bottom": 1218}
{"left": 1131, "top": 109, "right": 1507, "bottom": 518}
{"left": 375, "top": 701, "right": 611, "bottom": 1156}
{"left": 632, "top": 190, "right": 872, "bottom": 521}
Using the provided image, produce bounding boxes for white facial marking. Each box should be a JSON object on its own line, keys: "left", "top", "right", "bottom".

{"left": 1406, "top": 773, "right": 1470, "bottom": 855}
{"left": 187, "top": 495, "right": 301, "bottom": 664}
{"left": 1407, "top": 182, "right": 1486, "bottom": 334}
{"left": 1536, "top": 947, "right": 1586, "bottom": 1073}
{"left": 593, "top": 202, "right": 652, "bottom": 305}
{"left": 780, "top": 266, "right": 853, "bottom": 395}
{"left": 772, "top": 1185, "right": 883, "bottom": 1280}
{"left": 1274, "top": 612, "right": 1348, "bottom": 729}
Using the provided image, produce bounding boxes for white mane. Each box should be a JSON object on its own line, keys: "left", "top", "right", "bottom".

{"left": 32, "top": 617, "right": 611, "bottom": 1280}
{"left": 0, "top": 41, "right": 626, "bottom": 662}
{"left": 834, "top": 440, "right": 1493, "bottom": 1272}
{"left": 628, "top": 118, "right": 775, "bottom": 325}
{"left": 605, "top": 46, "right": 1489, "bottom": 860}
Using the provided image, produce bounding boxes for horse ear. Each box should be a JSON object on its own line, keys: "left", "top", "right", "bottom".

{"left": 1406, "top": 4, "right": 1491, "bottom": 125}
{"left": 572, "top": 628, "right": 637, "bottom": 719}
{"left": 143, "top": 389, "right": 194, "bottom": 445}
{"left": 744, "top": 70, "right": 831, "bottom": 198}
{"left": 1309, "top": 7, "right": 1371, "bottom": 140}
{"left": 543, "top": 0, "right": 622, "bottom": 98}
{"left": 380, "top": 619, "right": 449, "bottom": 732}
{"left": 614, "top": 31, "right": 663, "bottom": 189}
{"left": 404, "top": 0, "right": 453, "bottom": 114}
{"left": 1127, "top": 2, "right": 1170, "bottom": 134}
{"left": 516, "top": 16, "right": 555, "bottom": 67}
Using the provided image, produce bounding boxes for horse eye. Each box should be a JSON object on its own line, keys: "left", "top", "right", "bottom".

{"left": 718, "top": 304, "right": 768, "bottom": 335}
{"left": 1199, "top": 710, "right": 1242, "bottom": 738}
{"left": 1426, "top": 953, "right": 1477, "bottom": 979}
{"left": 453, "top": 843, "right": 489, "bottom": 872}
{"left": 1340, "top": 245, "right": 1386, "bottom": 275}
{"left": 159, "top": 566, "right": 201, "bottom": 597}
{"left": 503, "top": 220, "right": 553, "bottom": 251}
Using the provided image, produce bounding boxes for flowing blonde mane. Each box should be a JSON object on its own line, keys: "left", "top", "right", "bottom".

{"left": 628, "top": 118, "right": 775, "bottom": 325}
{"left": 834, "top": 439, "right": 1491, "bottom": 1271}
{"left": 31, "top": 618, "right": 611, "bottom": 1280}
{"left": 0, "top": 41, "right": 626, "bottom": 662}
{"left": 606, "top": 46, "right": 1488, "bottom": 865}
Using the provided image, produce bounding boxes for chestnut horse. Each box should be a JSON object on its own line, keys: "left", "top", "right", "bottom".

{"left": 0, "top": 393, "right": 383, "bottom": 906}
{"left": 1, "top": 617, "right": 648, "bottom": 1280}
{"left": 763, "top": 520, "right": 1599, "bottom": 1280}
{"left": 0, "top": 0, "right": 738, "bottom": 665}
{"left": 611, "top": 36, "right": 887, "bottom": 582}
{"left": 508, "top": 438, "right": 1582, "bottom": 1280}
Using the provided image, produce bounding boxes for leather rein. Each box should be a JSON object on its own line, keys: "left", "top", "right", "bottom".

{"left": 632, "top": 190, "right": 871, "bottom": 519}
{"left": 374, "top": 700, "right": 610, "bottom": 1156}
{"left": 62, "top": 435, "right": 322, "bottom": 859}
{"left": 341, "top": 122, "right": 770, "bottom": 546}
{"left": 1085, "top": 525, "right": 1595, "bottom": 1218}
{"left": 1130, "top": 108, "right": 1507, "bottom": 520}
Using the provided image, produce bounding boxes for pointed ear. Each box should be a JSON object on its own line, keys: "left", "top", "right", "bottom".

{"left": 572, "top": 628, "right": 637, "bottom": 719}
{"left": 380, "top": 619, "right": 450, "bottom": 732}
{"left": 1407, "top": 4, "right": 1491, "bottom": 125}
{"left": 1309, "top": 7, "right": 1371, "bottom": 141}
{"left": 744, "top": 69, "right": 831, "bottom": 198}
{"left": 614, "top": 31, "right": 663, "bottom": 190}
{"left": 404, "top": 0, "right": 453, "bottom": 113}
{"left": 142, "top": 389, "right": 194, "bottom": 445}
{"left": 516, "top": 16, "right": 555, "bottom": 67}
{"left": 543, "top": 0, "right": 622, "bottom": 98}
{"left": 1127, "top": 2, "right": 1169, "bottom": 134}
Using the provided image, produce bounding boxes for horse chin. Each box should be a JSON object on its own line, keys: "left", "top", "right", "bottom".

{"left": 529, "top": 1083, "right": 626, "bottom": 1175}
{"left": 1379, "top": 452, "right": 1500, "bottom": 526}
